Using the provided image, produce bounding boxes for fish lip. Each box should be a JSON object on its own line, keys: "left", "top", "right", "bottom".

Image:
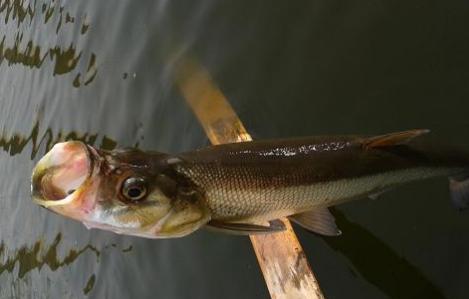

{"left": 31, "top": 142, "right": 101, "bottom": 208}
{"left": 85, "top": 144, "right": 100, "bottom": 173}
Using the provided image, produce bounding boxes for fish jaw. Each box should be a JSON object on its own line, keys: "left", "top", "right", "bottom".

{"left": 47, "top": 177, "right": 103, "bottom": 222}
{"left": 82, "top": 206, "right": 210, "bottom": 239}
{"left": 31, "top": 141, "right": 102, "bottom": 220}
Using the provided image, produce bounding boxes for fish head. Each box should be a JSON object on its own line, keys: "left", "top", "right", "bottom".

{"left": 31, "top": 141, "right": 210, "bottom": 238}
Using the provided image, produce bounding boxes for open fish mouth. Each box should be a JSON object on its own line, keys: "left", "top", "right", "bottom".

{"left": 31, "top": 141, "right": 98, "bottom": 207}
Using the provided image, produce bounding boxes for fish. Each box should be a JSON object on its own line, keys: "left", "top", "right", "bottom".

{"left": 31, "top": 129, "right": 469, "bottom": 238}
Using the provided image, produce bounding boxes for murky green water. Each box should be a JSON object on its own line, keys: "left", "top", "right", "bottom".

{"left": 1, "top": 1, "right": 469, "bottom": 298}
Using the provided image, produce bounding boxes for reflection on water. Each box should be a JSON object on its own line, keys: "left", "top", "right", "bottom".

{"left": 0, "top": 36, "right": 43, "bottom": 68}
{"left": 0, "top": 0, "right": 34, "bottom": 27}
{"left": 0, "top": 232, "right": 134, "bottom": 297}
{"left": 72, "top": 53, "right": 97, "bottom": 87}
{"left": 0, "top": 234, "right": 99, "bottom": 279}
{"left": 326, "top": 209, "right": 445, "bottom": 299}
{"left": 82, "top": 274, "right": 95, "bottom": 296}
{"left": 0, "top": 121, "right": 116, "bottom": 158}
{"left": 0, "top": 0, "right": 97, "bottom": 87}
{"left": 121, "top": 245, "right": 132, "bottom": 253}
{"left": 80, "top": 19, "right": 89, "bottom": 35}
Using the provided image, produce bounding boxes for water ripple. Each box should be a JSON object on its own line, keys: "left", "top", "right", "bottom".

{"left": 0, "top": 233, "right": 100, "bottom": 279}
{"left": 0, "top": 121, "right": 117, "bottom": 159}
{"left": 0, "top": 0, "right": 97, "bottom": 87}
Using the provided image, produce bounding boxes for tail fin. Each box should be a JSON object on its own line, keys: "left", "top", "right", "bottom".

{"left": 449, "top": 174, "right": 469, "bottom": 211}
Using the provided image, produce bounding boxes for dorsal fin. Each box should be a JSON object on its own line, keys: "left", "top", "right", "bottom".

{"left": 361, "top": 129, "right": 430, "bottom": 149}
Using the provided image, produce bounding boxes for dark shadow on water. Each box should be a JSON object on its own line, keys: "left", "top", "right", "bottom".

{"left": 324, "top": 209, "right": 446, "bottom": 299}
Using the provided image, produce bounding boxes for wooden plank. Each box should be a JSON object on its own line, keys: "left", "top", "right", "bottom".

{"left": 176, "top": 59, "right": 325, "bottom": 299}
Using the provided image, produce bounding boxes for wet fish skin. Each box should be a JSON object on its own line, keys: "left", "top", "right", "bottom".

{"left": 174, "top": 133, "right": 469, "bottom": 224}
{"left": 31, "top": 130, "right": 469, "bottom": 238}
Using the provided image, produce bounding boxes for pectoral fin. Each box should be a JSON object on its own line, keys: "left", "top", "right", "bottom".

{"left": 289, "top": 208, "right": 341, "bottom": 236}
{"left": 206, "top": 219, "right": 286, "bottom": 235}
{"left": 368, "top": 188, "right": 392, "bottom": 200}
{"left": 362, "top": 129, "right": 430, "bottom": 149}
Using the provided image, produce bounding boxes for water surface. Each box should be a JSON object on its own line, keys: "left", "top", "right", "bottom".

{"left": 1, "top": 1, "right": 469, "bottom": 298}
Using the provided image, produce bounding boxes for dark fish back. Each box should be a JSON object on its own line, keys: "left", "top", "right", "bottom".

{"left": 177, "top": 136, "right": 469, "bottom": 187}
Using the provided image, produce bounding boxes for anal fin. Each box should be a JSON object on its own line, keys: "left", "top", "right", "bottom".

{"left": 206, "top": 219, "right": 286, "bottom": 235}
{"left": 449, "top": 174, "right": 469, "bottom": 211}
{"left": 289, "top": 208, "right": 341, "bottom": 236}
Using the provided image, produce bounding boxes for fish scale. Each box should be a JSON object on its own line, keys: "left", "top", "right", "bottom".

{"left": 175, "top": 133, "right": 469, "bottom": 223}
{"left": 176, "top": 164, "right": 451, "bottom": 222}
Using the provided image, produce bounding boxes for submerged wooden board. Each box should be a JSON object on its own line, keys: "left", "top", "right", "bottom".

{"left": 177, "top": 59, "right": 325, "bottom": 299}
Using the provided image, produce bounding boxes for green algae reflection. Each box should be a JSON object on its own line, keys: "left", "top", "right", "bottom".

{"left": 0, "top": 0, "right": 97, "bottom": 87}
{"left": 0, "top": 233, "right": 100, "bottom": 279}
{"left": 83, "top": 274, "right": 96, "bottom": 295}
{"left": 0, "top": 120, "right": 117, "bottom": 159}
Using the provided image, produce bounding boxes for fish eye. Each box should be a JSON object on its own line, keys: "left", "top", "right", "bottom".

{"left": 121, "top": 177, "right": 147, "bottom": 202}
